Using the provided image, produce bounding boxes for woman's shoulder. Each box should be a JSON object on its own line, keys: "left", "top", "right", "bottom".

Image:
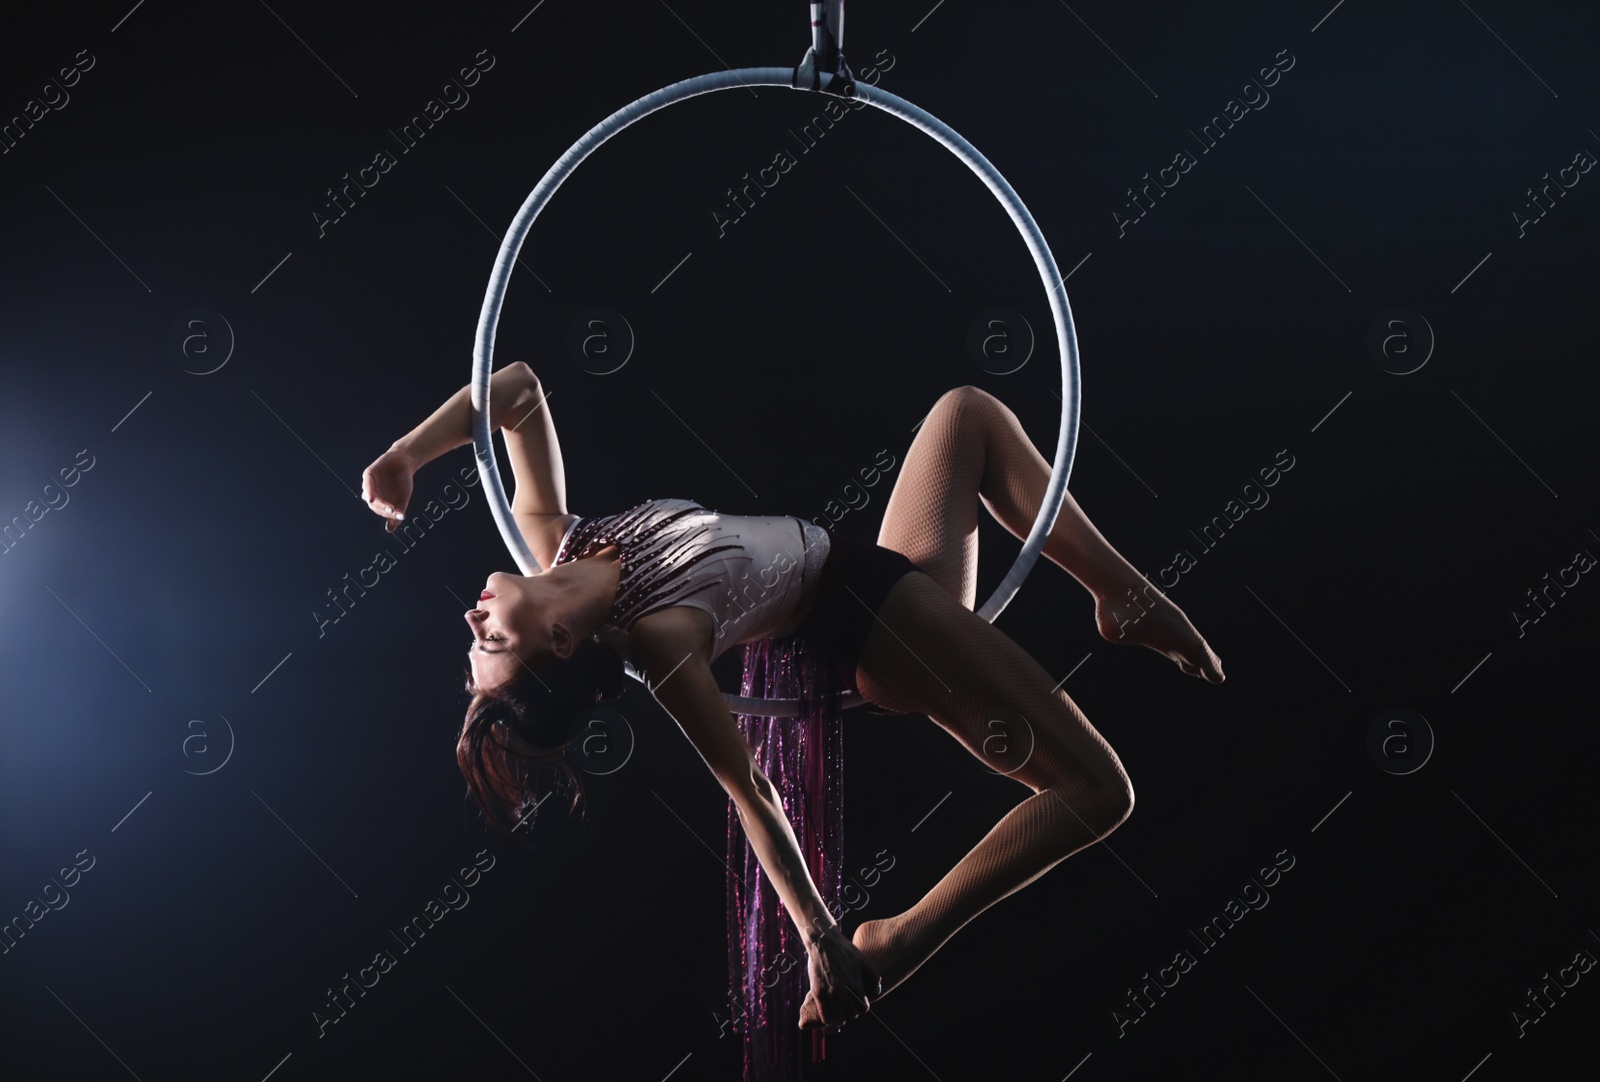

{"left": 513, "top": 511, "right": 583, "bottom": 569}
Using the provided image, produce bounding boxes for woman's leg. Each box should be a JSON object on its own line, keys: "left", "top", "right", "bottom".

{"left": 877, "top": 384, "right": 1223, "bottom": 682}
{"left": 803, "top": 572, "right": 1136, "bottom": 1023}
{"left": 800, "top": 385, "right": 1219, "bottom": 1025}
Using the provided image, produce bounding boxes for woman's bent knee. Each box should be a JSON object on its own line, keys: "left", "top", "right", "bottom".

{"left": 1082, "top": 770, "right": 1134, "bottom": 839}
{"left": 931, "top": 385, "right": 1001, "bottom": 429}
{"left": 1042, "top": 773, "right": 1131, "bottom": 861}
{"left": 1107, "top": 774, "right": 1135, "bottom": 834}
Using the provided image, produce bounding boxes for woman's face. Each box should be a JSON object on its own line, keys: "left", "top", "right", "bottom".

{"left": 464, "top": 571, "right": 562, "bottom": 691}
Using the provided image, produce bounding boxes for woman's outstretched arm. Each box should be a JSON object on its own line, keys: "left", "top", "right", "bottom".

{"left": 630, "top": 611, "right": 881, "bottom": 1026}
{"left": 362, "top": 362, "right": 574, "bottom": 559}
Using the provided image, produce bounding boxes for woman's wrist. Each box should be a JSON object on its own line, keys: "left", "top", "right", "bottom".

{"left": 386, "top": 440, "right": 422, "bottom": 471}
{"left": 806, "top": 917, "right": 843, "bottom": 948}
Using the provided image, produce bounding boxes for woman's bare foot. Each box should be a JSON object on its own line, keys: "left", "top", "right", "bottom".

{"left": 1095, "top": 580, "right": 1225, "bottom": 683}
{"left": 799, "top": 917, "right": 916, "bottom": 1029}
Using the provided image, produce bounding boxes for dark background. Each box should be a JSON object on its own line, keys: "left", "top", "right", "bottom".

{"left": 2, "top": 1, "right": 1596, "bottom": 1079}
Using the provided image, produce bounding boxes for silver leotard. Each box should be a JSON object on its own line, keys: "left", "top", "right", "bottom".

{"left": 552, "top": 498, "right": 831, "bottom": 661}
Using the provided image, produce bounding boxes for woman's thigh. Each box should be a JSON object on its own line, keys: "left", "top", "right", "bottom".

{"left": 876, "top": 388, "right": 988, "bottom": 610}
{"left": 854, "top": 571, "right": 1132, "bottom": 802}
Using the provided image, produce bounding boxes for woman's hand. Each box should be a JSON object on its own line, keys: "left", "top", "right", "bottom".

{"left": 801, "top": 925, "right": 882, "bottom": 1029}
{"left": 361, "top": 445, "right": 417, "bottom": 532}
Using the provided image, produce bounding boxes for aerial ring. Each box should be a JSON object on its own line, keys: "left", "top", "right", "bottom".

{"left": 472, "top": 68, "right": 1082, "bottom": 717}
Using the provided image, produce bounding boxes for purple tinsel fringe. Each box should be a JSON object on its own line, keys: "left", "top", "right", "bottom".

{"left": 726, "top": 627, "right": 846, "bottom": 1082}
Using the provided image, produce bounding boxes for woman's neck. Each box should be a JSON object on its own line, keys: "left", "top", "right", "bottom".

{"left": 559, "top": 544, "right": 623, "bottom": 640}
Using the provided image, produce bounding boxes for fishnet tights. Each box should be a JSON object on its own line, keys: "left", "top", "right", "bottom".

{"left": 880, "top": 384, "right": 1146, "bottom": 613}
{"left": 851, "top": 386, "right": 1140, "bottom": 1000}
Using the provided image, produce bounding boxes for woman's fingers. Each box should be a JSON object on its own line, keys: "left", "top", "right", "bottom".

{"left": 802, "top": 987, "right": 844, "bottom": 1029}
{"left": 800, "top": 990, "right": 873, "bottom": 1030}
{"left": 802, "top": 935, "right": 881, "bottom": 1029}
{"left": 359, "top": 452, "right": 414, "bottom": 529}
{"left": 359, "top": 471, "right": 407, "bottom": 523}
{"left": 823, "top": 988, "right": 872, "bottom": 1027}
{"left": 362, "top": 494, "right": 407, "bottom": 532}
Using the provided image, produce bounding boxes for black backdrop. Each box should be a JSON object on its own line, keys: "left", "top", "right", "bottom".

{"left": 2, "top": 2, "right": 1597, "bottom": 1079}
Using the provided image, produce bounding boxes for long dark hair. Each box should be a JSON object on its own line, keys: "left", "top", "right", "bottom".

{"left": 456, "top": 637, "right": 626, "bottom": 833}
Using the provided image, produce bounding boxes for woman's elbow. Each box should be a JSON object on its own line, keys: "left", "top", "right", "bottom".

{"left": 728, "top": 765, "right": 775, "bottom": 807}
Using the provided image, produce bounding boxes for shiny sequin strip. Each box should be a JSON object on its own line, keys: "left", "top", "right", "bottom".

{"left": 554, "top": 498, "right": 743, "bottom": 633}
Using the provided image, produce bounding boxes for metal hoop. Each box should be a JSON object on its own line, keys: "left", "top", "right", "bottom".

{"left": 471, "top": 68, "right": 1082, "bottom": 717}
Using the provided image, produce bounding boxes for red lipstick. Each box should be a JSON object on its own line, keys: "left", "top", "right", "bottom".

{"left": 479, "top": 590, "right": 494, "bottom": 600}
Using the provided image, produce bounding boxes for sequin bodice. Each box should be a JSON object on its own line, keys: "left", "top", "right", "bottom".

{"left": 552, "top": 498, "right": 831, "bottom": 661}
